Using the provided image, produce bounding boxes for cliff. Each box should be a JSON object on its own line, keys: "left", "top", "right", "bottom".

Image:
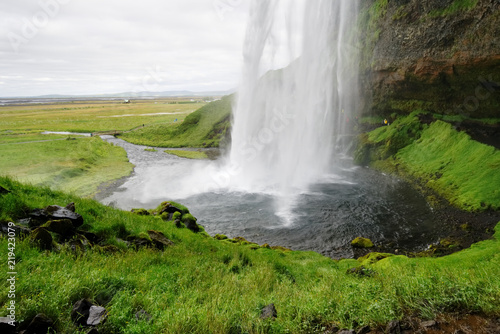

{"left": 359, "top": 0, "right": 500, "bottom": 118}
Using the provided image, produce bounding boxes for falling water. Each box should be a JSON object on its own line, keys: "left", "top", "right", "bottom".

{"left": 228, "top": 0, "right": 360, "bottom": 222}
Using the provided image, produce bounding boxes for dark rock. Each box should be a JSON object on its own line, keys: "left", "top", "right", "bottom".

{"left": 386, "top": 320, "right": 401, "bottom": 334}
{"left": 421, "top": 320, "right": 437, "bottom": 328}
{"left": 0, "top": 222, "right": 30, "bottom": 239}
{"left": 159, "top": 203, "right": 182, "bottom": 214}
{"left": 260, "top": 303, "right": 277, "bottom": 320}
{"left": 135, "top": 309, "right": 152, "bottom": 322}
{"left": 357, "top": 325, "right": 371, "bottom": 334}
{"left": 79, "top": 231, "right": 99, "bottom": 243}
{"left": 29, "top": 205, "right": 83, "bottom": 228}
{"left": 68, "top": 235, "right": 92, "bottom": 252}
{"left": 86, "top": 329, "right": 99, "bottom": 334}
{"left": 87, "top": 306, "right": 107, "bottom": 326}
{"left": 71, "top": 299, "right": 93, "bottom": 325}
{"left": 0, "top": 317, "right": 16, "bottom": 334}
{"left": 338, "top": 330, "right": 355, "bottom": 334}
{"left": 322, "top": 324, "right": 340, "bottom": 334}
{"left": 126, "top": 235, "right": 153, "bottom": 248}
{"left": 43, "top": 219, "right": 76, "bottom": 238}
{"left": 0, "top": 185, "right": 10, "bottom": 195}
{"left": 182, "top": 214, "right": 200, "bottom": 233}
{"left": 29, "top": 227, "right": 53, "bottom": 250}
{"left": 65, "top": 202, "right": 76, "bottom": 212}
{"left": 147, "top": 230, "right": 174, "bottom": 250}
{"left": 173, "top": 218, "right": 184, "bottom": 228}
{"left": 24, "top": 313, "right": 55, "bottom": 334}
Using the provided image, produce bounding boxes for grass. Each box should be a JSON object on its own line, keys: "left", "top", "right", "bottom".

{"left": 164, "top": 150, "right": 208, "bottom": 160}
{"left": 0, "top": 176, "right": 499, "bottom": 333}
{"left": 0, "top": 100, "right": 204, "bottom": 133}
{"left": 355, "top": 112, "right": 500, "bottom": 211}
{"left": 119, "top": 95, "right": 233, "bottom": 148}
{"left": 429, "top": 0, "right": 478, "bottom": 17}
{"left": 0, "top": 136, "right": 133, "bottom": 197}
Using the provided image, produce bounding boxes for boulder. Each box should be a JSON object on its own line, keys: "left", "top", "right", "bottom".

{"left": 260, "top": 303, "right": 277, "bottom": 320}
{"left": 351, "top": 237, "right": 374, "bottom": 248}
{"left": 87, "top": 306, "right": 107, "bottom": 326}
{"left": 29, "top": 227, "right": 53, "bottom": 250}
{"left": 23, "top": 313, "right": 55, "bottom": 334}
{"left": 43, "top": 219, "right": 76, "bottom": 238}
{"left": 71, "top": 299, "right": 93, "bottom": 326}
{"left": 147, "top": 230, "right": 174, "bottom": 250}
{"left": 0, "top": 317, "right": 16, "bottom": 334}
{"left": 29, "top": 205, "right": 83, "bottom": 228}
{"left": 181, "top": 214, "right": 199, "bottom": 232}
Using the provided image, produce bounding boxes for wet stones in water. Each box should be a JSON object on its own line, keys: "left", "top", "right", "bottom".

{"left": 22, "top": 313, "right": 56, "bottom": 334}
{"left": 260, "top": 303, "right": 277, "bottom": 320}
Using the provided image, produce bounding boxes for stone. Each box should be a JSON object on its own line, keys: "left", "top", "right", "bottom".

{"left": 0, "top": 222, "right": 30, "bottom": 239}
{"left": 135, "top": 309, "right": 152, "bottom": 322}
{"left": 182, "top": 214, "right": 200, "bottom": 232}
{"left": 68, "top": 235, "right": 92, "bottom": 252}
{"left": 127, "top": 235, "right": 153, "bottom": 248}
{"left": 23, "top": 313, "right": 55, "bottom": 334}
{"left": 386, "top": 320, "right": 401, "bottom": 334}
{"left": 351, "top": 237, "right": 374, "bottom": 248}
{"left": 147, "top": 230, "right": 174, "bottom": 250}
{"left": 29, "top": 205, "right": 83, "bottom": 228}
{"left": 260, "top": 303, "right": 277, "bottom": 320}
{"left": 71, "top": 298, "right": 93, "bottom": 325}
{"left": 65, "top": 202, "right": 76, "bottom": 212}
{"left": 87, "top": 306, "right": 107, "bottom": 326}
{"left": 0, "top": 317, "right": 16, "bottom": 334}
{"left": 131, "top": 208, "right": 150, "bottom": 216}
{"left": 159, "top": 203, "right": 183, "bottom": 214}
{"left": 29, "top": 227, "right": 53, "bottom": 250}
{"left": 421, "top": 320, "right": 437, "bottom": 328}
{"left": 338, "top": 330, "right": 355, "bottom": 334}
{"left": 43, "top": 219, "right": 76, "bottom": 238}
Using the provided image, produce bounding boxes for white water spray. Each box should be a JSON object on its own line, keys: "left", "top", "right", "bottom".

{"left": 227, "top": 0, "right": 360, "bottom": 222}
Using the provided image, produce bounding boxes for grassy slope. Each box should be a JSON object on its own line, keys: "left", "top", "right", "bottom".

{"left": 119, "top": 95, "right": 233, "bottom": 148}
{"left": 0, "top": 176, "right": 499, "bottom": 333}
{"left": 0, "top": 136, "right": 133, "bottom": 197}
{"left": 355, "top": 112, "right": 500, "bottom": 211}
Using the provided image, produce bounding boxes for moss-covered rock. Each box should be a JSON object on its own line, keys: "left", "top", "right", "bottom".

{"left": 131, "top": 208, "right": 150, "bottom": 216}
{"left": 42, "top": 219, "right": 76, "bottom": 238}
{"left": 214, "top": 234, "right": 228, "bottom": 240}
{"left": 351, "top": 237, "right": 375, "bottom": 248}
{"left": 29, "top": 227, "right": 54, "bottom": 250}
{"left": 181, "top": 213, "right": 199, "bottom": 232}
{"left": 358, "top": 252, "right": 394, "bottom": 266}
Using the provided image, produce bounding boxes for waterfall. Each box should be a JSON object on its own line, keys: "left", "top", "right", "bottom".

{"left": 227, "top": 0, "right": 360, "bottom": 223}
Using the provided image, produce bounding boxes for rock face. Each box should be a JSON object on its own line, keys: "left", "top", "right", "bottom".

{"left": 360, "top": 0, "right": 500, "bottom": 118}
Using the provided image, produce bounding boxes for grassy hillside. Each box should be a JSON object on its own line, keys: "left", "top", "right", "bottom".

{"left": 0, "top": 136, "right": 133, "bottom": 198}
{"left": 0, "top": 176, "right": 499, "bottom": 333}
{"left": 354, "top": 112, "right": 500, "bottom": 211}
{"left": 119, "top": 95, "right": 233, "bottom": 148}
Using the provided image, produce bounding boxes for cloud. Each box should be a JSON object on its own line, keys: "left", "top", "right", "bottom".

{"left": 0, "top": 0, "right": 250, "bottom": 96}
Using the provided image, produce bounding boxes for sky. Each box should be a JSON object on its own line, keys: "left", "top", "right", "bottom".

{"left": 0, "top": 0, "right": 252, "bottom": 97}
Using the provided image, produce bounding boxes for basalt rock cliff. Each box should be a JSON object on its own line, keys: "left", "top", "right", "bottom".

{"left": 359, "top": 0, "right": 500, "bottom": 118}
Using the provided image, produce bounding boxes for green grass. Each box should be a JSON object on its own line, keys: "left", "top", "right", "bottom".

{"left": 119, "top": 95, "right": 233, "bottom": 148}
{"left": 355, "top": 112, "right": 500, "bottom": 211}
{"left": 0, "top": 100, "right": 203, "bottom": 133}
{"left": 0, "top": 136, "right": 133, "bottom": 197}
{"left": 429, "top": 0, "right": 478, "bottom": 17}
{"left": 164, "top": 150, "right": 208, "bottom": 160}
{"left": 0, "top": 177, "right": 499, "bottom": 333}
{"left": 0, "top": 131, "right": 68, "bottom": 144}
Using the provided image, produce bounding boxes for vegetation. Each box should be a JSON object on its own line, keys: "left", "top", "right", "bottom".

{"left": 119, "top": 95, "right": 233, "bottom": 148}
{"left": 0, "top": 135, "right": 133, "bottom": 198}
{"left": 429, "top": 0, "right": 478, "bottom": 17}
{"left": 0, "top": 176, "right": 499, "bottom": 333}
{"left": 164, "top": 150, "right": 208, "bottom": 160}
{"left": 354, "top": 112, "right": 500, "bottom": 211}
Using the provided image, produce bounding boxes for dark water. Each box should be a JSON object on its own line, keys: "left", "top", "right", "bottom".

{"left": 100, "top": 137, "right": 441, "bottom": 258}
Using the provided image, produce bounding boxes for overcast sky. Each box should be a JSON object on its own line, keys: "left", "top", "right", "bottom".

{"left": 0, "top": 0, "right": 252, "bottom": 97}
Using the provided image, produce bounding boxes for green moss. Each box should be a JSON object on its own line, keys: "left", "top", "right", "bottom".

{"left": 214, "top": 234, "right": 228, "bottom": 240}
{"left": 144, "top": 148, "right": 157, "bottom": 152}
{"left": 164, "top": 149, "right": 208, "bottom": 160}
{"left": 351, "top": 237, "right": 375, "bottom": 248}
{"left": 358, "top": 252, "right": 394, "bottom": 266}
{"left": 429, "top": 0, "right": 478, "bottom": 17}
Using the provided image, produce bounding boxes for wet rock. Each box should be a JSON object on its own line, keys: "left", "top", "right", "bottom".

{"left": 260, "top": 303, "right": 277, "bottom": 320}
{"left": 0, "top": 317, "right": 16, "bottom": 334}
{"left": 351, "top": 237, "right": 374, "bottom": 248}
{"left": 71, "top": 299, "right": 93, "bottom": 326}
{"left": 29, "top": 227, "right": 53, "bottom": 250}
{"left": 65, "top": 202, "right": 76, "bottom": 212}
{"left": 0, "top": 222, "right": 30, "bottom": 239}
{"left": 0, "top": 185, "right": 10, "bottom": 195}
{"left": 135, "top": 309, "right": 152, "bottom": 322}
{"left": 147, "top": 230, "right": 174, "bottom": 250}
{"left": 87, "top": 306, "right": 107, "bottom": 326}
{"left": 386, "top": 320, "right": 401, "bottom": 334}
{"left": 29, "top": 205, "right": 83, "bottom": 228}
{"left": 23, "top": 313, "right": 55, "bottom": 334}
{"left": 43, "top": 219, "right": 75, "bottom": 238}
{"left": 182, "top": 214, "right": 200, "bottom": 232}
